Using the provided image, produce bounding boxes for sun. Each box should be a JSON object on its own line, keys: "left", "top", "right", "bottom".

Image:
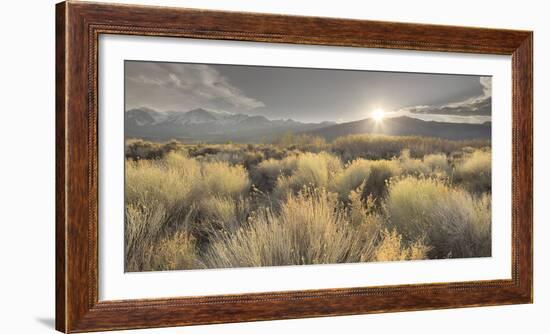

{"left": 371, "top": 109, "right": 386, "bottom": 121}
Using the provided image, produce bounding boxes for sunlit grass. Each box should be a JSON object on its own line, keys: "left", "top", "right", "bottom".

{"left": 124, "top": 136, "right": 492, "bottom": 271}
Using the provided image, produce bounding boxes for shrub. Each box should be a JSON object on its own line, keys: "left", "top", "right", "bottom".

{"left": 201, "top": 161, "right": 250, "bottom": 198}
{"left": 385, "top": 176, "right": 491, "bottom": 258}
{"left": 347, "top": 187, "right": 383, "bottom": 257}
{"left": 125, "top": 151, "right": 253, "bottom": 269}
{"left": 331, "top": 159, "right": 371, "bottom": 200}
{"left": 201, "top": 189, "right": 377, "bottom": 268}
{"left": 398, "top": 149, "right": 430, "bottom": 176}
{"left": 251, "top": 155, "right": 298, "bottom": 192}
{"left": 331, "top": 158, "right": 400, "bottom": 202}
{"left": 373, "top": 229, "right": 430, "bottom": 262}
{"left": 332, "top": 134, "right": 489, "bottom": 161}
{"left": 124, "top": 138, "right": 493, "bottom": 270}
{"left": 125, "top": 139, "right": 185, "bottom": 160}
{"left": 125, "top": 155, "right": 199, "bottom": 217}
{"left": 126, "top": 152, "right": 249, "bottom": 227}
{"left": 190, "top": 145, "right": 264, "bottom": 169}
{"left": 423, "top": 153, "right": 449, "bottom": 174}
{"left": 199, "top": 196, "right": 236, "bottom": 225}
{"left": 362, "top": 159, "right": 401, "bottom": 201}
{"left": 274, "top": 133, "right": 327, "bottom": 152}
{"left": 194, "top": 196, "right": 251, "bottom": 242}
{"left": 454, "top": 150, "right": 491, "bottom": 194}
{"left": 149, "top": 231, "right": 198, "bottom": 271}
{"left": 124, "top": 201, "right": 167, "bottom": 271}
{"left": 273, "top": 152, "right": 342, "bottom": 199}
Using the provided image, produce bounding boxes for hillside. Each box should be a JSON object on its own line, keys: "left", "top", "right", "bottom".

{"left": 304, "top": 116, "right": 491, "bottom": 141}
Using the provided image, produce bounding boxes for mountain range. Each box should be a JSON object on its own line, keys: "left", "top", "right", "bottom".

{"left": 305, "top": 116, "right": 491, "bottom": 141}
{"left": 125, "top": 107, "right": 491, "bottom": 142}
{"left": 125, "top": 107, "right": 335, "bottom": 142}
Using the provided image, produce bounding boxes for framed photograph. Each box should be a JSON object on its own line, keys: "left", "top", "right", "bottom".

{"left": 56, "top": 1, "right": 532, "bottom": 332}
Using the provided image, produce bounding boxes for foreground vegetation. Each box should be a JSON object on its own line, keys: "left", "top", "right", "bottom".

{"left": 124, "top": 134, "right": 491, "bottom": 271}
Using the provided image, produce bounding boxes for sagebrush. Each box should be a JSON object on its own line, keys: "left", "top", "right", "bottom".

{"left": 124, "top": 134, "right": 491, "bottom": 271}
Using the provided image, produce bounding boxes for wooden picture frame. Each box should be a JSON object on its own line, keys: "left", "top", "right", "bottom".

{"left": 56, "top": 1, "right": 533, "bottom": 332}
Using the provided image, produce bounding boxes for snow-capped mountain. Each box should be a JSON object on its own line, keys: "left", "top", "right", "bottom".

{"left": 125, "top": 107, "right": 165, "bottom": 126}
{"left": 164, "top": 108, "right": 219, "bottom": 125}
{"left": 125, "top": 107, "right": 335, "bottom": 142}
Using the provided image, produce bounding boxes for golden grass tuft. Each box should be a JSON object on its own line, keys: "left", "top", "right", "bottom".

{"left": 273, "top": 152, "right": 342, "bottom": 199}
{"left": 201, "top": 189, "right": 378, "bottom": 268}
{"left": 374, "top": 229, "right": 430, "bottom": 262}
{"left": 454, "top": 149, "right": 491, "bottom": 193}
{"left": 386, "top": 176, "right": 491, "bottom": 258}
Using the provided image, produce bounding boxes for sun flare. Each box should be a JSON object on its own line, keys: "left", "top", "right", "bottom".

{"left": 371, "top": 109, "right": 386, "bottom": 121}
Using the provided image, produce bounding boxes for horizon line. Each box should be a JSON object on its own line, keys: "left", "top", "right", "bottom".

{"left": 125, "top": 106, "right": 491, "bottom": 125}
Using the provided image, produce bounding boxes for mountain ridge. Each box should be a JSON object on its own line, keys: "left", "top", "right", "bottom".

{"left": 125, "top": 107, "right": 491, "bottom": 142}
{"left": 125, "top": 107, "right": 336, "bottom": 142}
{"left": 303, "top": 115, "right": 491, "bottom": 141}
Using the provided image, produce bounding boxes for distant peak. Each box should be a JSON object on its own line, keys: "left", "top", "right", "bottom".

{"left": 248, "top": 115, "right": 269, "bottom": 120}
{"left": 187, "top": 108, "right": 210, "bottom": 113}
{"left": 127, "top": 106, "right": 158, "bottom": 113}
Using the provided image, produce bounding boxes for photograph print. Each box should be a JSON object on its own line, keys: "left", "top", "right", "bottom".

{"left": 124, "top": 60, "right": 492, "bottom": 272}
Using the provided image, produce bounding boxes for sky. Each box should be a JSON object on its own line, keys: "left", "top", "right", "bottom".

{"left": 125, "top": 60, "right": 491, "bottom": 124}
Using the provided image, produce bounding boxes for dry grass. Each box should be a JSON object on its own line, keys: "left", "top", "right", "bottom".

{"left": 361, "top": 159, "right": 402, "bottom": 201}
{"left": 385, "top": 176, "right": 491, "bottom": 258}
{"left": 423, "top": 153, "right": 449, "bottom": 174}
{"left": 331, "top": 159, "right": 371, "bottom": 200}
{"left": 124, "top": 151, "right": 251, "bottom": 271}
{"left": 374, "top": 229, "right": 430, "bottom": 262}
{"left": 273, "top": 152, "right": 342, "bottom": 199}
{"left": 331, "top": 158, "right": 401, "bottom": 203}
{"left": 149, "top": 232, "right": 199, "bottom": 271}
{"left": 201, "top": 189, "right": 378, "bottom": 268}
{"left": 125, "top": 201, "right": 167, "bottom": 271}
{"left": 124, "top": 136, "right": 492, "bottom": 271}
{"left": 398, "top": 149, "right": 431, "bottom": 176}
{"left": 454, "top": 149, "right": 491, "bottom": 194}
{"left": 252, "top": 155, "right": 298, "bottom": 192}
{"left": 332, "top": 134, "right": 489, "bottom": 161}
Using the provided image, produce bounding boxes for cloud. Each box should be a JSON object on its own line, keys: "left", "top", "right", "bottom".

{"left": 126, "top": 62, "right": 265, "bottom": 111}
{"left": 400, "top": 77, "right": 492, "bottom": 116}
{"left": 479, "top": 76, "right": 491, "bottom": 96}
